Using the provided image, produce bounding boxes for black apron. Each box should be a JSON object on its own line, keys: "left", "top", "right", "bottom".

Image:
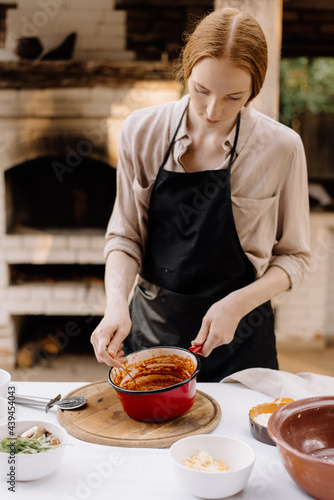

{"left": 126, "top": 105, "right": 278, "bottom": 382}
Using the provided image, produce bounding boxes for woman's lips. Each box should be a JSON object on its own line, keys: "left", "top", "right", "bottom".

{"left": 205, "top": 117, "right": 220, "bottom": 124}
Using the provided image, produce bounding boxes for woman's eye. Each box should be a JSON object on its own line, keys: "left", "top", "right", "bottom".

{"left": 195, "top": 87, "right": 209, "bottom": 95}
{"left": 227, "top": 96, "right": 242, "bottom": 101}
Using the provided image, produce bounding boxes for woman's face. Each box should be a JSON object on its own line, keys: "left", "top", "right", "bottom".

{"left": 188, "top": 57, "right": 253, "bottom": 130}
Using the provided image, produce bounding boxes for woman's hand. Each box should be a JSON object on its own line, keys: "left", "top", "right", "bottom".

{"left": 191, "top": 266, "right": 291, "bottom": 356}
{"left": 90, "top": 300, "right": 132, "bottom": 368}
{"left": 90, "top": 250, "right": 139, "bottom": 367}
{"left": 191, "top": 292, "right": 244, "bottom": 356}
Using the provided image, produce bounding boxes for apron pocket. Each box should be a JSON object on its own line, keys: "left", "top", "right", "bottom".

{"left": 231, "top": 194, "right": 279, "bottom": 261}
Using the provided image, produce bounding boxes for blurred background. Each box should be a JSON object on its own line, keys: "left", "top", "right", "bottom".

{"left": 0, "top": 0, "right": 333, "bottom": 381}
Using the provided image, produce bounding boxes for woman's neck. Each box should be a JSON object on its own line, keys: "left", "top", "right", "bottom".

{"left": 187, "top": 103, "right": 238, "bottom": 147}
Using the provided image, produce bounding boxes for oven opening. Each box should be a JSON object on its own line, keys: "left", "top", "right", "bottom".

{"left": 14, "top": 314, "right": 104, "bottom": 368}
{"left": 5, "top": 155, "right": 116, "bottom": 234}
{"left": 9, "top": 264, "right": 105, "bottom": 285}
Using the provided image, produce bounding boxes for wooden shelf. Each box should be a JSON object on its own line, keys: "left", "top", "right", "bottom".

{"left": 0, "top": 60, "right": 176, "bottom": 89}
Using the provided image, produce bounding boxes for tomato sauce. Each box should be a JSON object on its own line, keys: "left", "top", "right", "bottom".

{"left": 112, "top": 353, "right": 196, "bottom": 391}
{"left": 134, "top": 376, "right": 183, "bottom": 391}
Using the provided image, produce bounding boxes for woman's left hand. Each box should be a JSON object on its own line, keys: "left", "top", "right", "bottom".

{"left": 191, "top": 266, "right": 291, "bottom": 356}
{"left": 191, "top": 292, "right": 244, "bottom": 356}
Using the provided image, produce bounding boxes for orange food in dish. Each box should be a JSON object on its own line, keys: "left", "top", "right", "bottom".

{"left": 249, "top": 397, "right": 294, "bottom": 426}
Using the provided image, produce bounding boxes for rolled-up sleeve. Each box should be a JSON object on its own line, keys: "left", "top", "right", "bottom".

{"left": 104, "top": 117, "right": 143, "bottom": 265}
{"left": 270, "top": 134, "right": 312, "bottom": 289}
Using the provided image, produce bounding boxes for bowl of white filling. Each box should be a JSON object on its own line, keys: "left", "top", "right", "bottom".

{"left": 169, "top": 434, "right": 255, "bottom": 499}
{"left": 249, "top": 397, "right": 294, "bottom": 446}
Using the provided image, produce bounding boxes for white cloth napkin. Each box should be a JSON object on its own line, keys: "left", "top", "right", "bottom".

{"left": 221, "top": 368, "right": 334, "bottom": 400}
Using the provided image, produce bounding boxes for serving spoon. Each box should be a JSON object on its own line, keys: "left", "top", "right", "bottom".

{"left": 14, "top": 394, "right": 87, "bottom": 412}
{"left": 120, "top": 365, "right": 144, "bottom": 390}
{"left": 105, "top": 344, "right": 143, "bottom": 390}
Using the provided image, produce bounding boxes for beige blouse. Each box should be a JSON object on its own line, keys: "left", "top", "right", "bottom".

{"left": 104, "top": 94, "right": 312, "bottom": 290}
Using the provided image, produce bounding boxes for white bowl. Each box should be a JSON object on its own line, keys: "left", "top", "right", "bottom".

{"left": 0, "top": 419, "right": 67, "bottom": 481}
{"left": 0, "top": 397, "right": 7, "bottom": 424}
{"left": 170, "top": 434, "right": 255, "bottom": 499}
{"left": 0, "top": 369, "right": 11, "bottom": 398}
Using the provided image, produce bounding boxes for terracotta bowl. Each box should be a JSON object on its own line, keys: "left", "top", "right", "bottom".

{"left": 267, "top": 396, "right": 334, "bottom": 500}
{"left": 249, "top": 397, "right": 294, "bottom": 446}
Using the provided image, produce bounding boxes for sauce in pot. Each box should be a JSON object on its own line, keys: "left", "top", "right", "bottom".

{"left": 133, "top": 376, "right": 183, "bottom": 391}
{"left": 112, "top": 353, "right": 196, "bottom": 391}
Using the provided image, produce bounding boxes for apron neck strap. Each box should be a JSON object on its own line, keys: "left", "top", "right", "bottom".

{"left": 160, "top": 104, "right": 240, "bottom": 172}
{"left": 160, "top": 103, "right": 188, "bottom": 169}
{"left": 227, "top": 112, "right": 241, "bottom": 174}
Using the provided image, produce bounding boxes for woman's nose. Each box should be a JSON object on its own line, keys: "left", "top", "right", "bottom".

{"left": 206, "top": 98, "right": 223, "bottom": 120}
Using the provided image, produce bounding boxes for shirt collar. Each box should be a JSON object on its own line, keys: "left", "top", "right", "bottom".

{"left": 171, "top": 94, "right": 259, "bottom": 156}
{"left": 170, "top": 93, "right": 191, "bottom": 143}
{"left": 224, "top": 104, "right": 258, "bottom": 156}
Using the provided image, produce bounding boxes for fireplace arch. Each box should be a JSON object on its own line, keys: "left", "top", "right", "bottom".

{"left": 5, "top": 154, "right": 116, "bottom": 234}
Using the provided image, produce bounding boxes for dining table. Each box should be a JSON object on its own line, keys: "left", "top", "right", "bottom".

{"left": 0, "top": 374, "right": 323, "bottom": 500}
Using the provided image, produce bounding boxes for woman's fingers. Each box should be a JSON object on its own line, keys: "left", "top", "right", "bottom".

{"left": 191, "top": 317, "right": 210, "bottom": 356}
{"left": 192, "top": 298, "right": 242, "bottom": 356}
{"left": 90, "top": 317, "right": 128, "bottom": 367}
{"left": 105, "top": 344, "right": 128, "bottom": 368}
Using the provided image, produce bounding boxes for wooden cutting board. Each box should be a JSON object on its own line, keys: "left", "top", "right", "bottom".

{"left": 57, "top": 380, "right": 221, "bottom": 448}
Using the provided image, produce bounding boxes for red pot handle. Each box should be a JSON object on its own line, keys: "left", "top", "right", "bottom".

{"left": 189, "top": 344, "right": 203, "bottom": 354}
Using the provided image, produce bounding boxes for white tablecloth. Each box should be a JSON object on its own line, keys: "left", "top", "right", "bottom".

{"left": 0, "top": 381, "right": 311, "bottom": 500}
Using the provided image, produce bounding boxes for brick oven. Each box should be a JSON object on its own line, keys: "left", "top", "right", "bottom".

{"left": 0, "top": 0, "right": 332, "bottom": 370}
{"left": 0, "top": 0, "right": 182, "bottom": 369}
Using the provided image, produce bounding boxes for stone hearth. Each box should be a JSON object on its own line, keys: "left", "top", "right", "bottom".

{"left": 0, "top": 60, "right": 182, "bottom": 369}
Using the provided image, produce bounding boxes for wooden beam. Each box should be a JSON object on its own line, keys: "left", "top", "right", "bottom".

{"left": 0, "top": 60, "right": 177, "bottom": 89}
{"left": 283, "top": 0, "right": 334, "bottom": 10}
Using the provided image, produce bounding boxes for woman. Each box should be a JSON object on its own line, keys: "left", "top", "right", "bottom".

{"left": 90, "top": 8, "right": 311, "bottom": 381}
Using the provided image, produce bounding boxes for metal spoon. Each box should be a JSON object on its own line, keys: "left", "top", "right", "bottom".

{"left": 14, "top": 394, "right": 87, "bottom": 412}
{"left": 105, "top": 344, "right": 143, "bottom": 390}
{"left": 120, "top": 365, "right": 144, "bottom": 391}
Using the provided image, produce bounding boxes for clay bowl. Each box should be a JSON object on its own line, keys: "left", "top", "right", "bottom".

{"left": 249, "top": 397, "right": 294, "bottom": 446}
{"left": 14, "top": 37, "right": 43, "bottom": 59}
{"left": 267, "top": 396, "right": 334, "bottom": 500}
{"left": 108, "top": 346, "right": 200, "bottom": 423}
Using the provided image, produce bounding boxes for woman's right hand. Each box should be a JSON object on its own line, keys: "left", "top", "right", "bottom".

{"left": 90, "top": 301, "right": 132, "bottom": 368}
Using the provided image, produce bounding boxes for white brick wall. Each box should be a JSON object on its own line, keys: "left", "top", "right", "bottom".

{"left": 4, "top": 284, "right": 105, "bottom": 316}
{"left": 274, "top": 212, "right": 334, "bottom": 344}
{"left": 0, "top": 84, "right": 182, "bottom": 120}
{"left": 16, "top": 0, "right": 114, "bottom": 9}
{"left": 65, "top": 0, "right": 116, "bottom": 9}
{"left": 3, "top": 234, "right": 105, "bottom": 264}
{"left": 0, "top": 331, "right": 15, "bottom": 371}
{"left": 0, "top": 263, "right": 9, "bottom": 288}
{"left": 0, "top": 74, "right": 182, "bottom": 368}
{"left": 5, "top": 0, "right": 133, "bottom": 61}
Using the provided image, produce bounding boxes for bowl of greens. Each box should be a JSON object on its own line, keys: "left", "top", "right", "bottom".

{"left": 0, "top": 420, "right": 67, "bottom": 481}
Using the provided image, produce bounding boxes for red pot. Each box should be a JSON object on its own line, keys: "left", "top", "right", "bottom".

{"left": 108, "top": 346, "right": 200, "bottom": 422}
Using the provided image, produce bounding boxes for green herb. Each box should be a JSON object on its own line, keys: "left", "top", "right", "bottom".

{"left": 0, "top": 435, "right": 62, "bottom": 454}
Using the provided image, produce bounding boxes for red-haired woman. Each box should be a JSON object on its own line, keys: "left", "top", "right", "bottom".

{"left": 91, "top": 8, "right": 311, "bottom": 381}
